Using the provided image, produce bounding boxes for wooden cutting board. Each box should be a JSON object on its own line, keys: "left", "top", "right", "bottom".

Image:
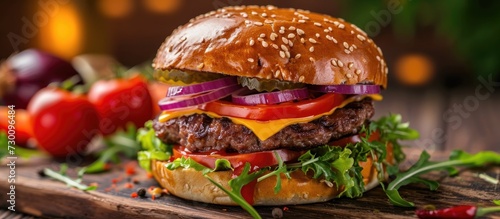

{"left": 1, "top": 148, "right": 499, "bottom": 219}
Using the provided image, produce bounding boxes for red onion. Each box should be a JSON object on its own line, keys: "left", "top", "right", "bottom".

{"left": 159, "top": 84, "right": 241, "bottom": 111}
{"left": 0, "top": 49, "right": 81, "bottom": 109}
{"left": 166, "top": 77, "right": 237, "bottom": 97}
{"left": 309, "top": 84, "right": 380, "bottom": 94}
{"left": 231, "top": 88, "right": 309, "bottom": 105}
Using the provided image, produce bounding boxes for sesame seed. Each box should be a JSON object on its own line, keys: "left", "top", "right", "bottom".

{"left": 326, "top": 35, "right": 332, "bottom": 41}
{"left": 343, "top": 42, "right": 349, "bottom": 48}
{"left": 259, "top": 33, "right": 266, "bottom": 38}
{"left": 349, "top": 46, "right": 354, "bottom": 52}
{"left": 270, "top": 33, "right": 278, "bottom": 41}
{"left": 248, "top": 58, "right": 254, "bottom": 63}
{"left": 285, "top": 51, "right": 290, "bottom": 58}
{"left": 295, "top": 54, "right": 302, "bottom": 59}
{"left": 288, "top": 40, "right": 294, "bottom": 47}
{"left": 309, "top": 46, "right": 315, "bottom": 52}
{"left": 289, "top": 26, "right": 296, "bottom": 31}
{"left": 251, "top": 11, "right": 258, "bottom": 15}
{"left": 315, "top": 33, "right": 320, "bottom": 38}
{"left": 272, "top": 44, "right": 279, "bottom": 49}
{"left": 309, "top": 38, "right": 317, "bottom": 43}
{"left": 377, "top": 47, "right": 383, "bottom": 55}
{"left": 346, "top": 73, "right": 352, "bottom": 78}
{"left": 298, "top": 19, "right": 306, "bottom": 23}
{"left": 333, "top": 21, "right": 340, "bottom": 26}
{"left": 288, "top": 33, "right": 295, "bottom": 39}
{"left": 348, "top": 62, "right": 353, "bottom": 69}
{"left": 331, "top": 59, "right": 338, "bottom": 67}
{"left": 352, "top": 45, "right": 357, "bottom": 49}
{"left": 376, "top": 56, "right": 381, "bottom": 61}
{"left": 280, "top": 26, "right": 285, "bottom": 30}
{"left": 355, "top": 69, "right": 361, "bottom": 75}
{"left": 338, "top": 60, "right": 344, "bottom": 67}
{"left": 254, "top": 22, "right": 263, "bottom": 26}
{"left": 241, "top": 12, "right": 248, "bottom": 18}
{"left": 274, "top": 70, "right": 281, "bottom": 78}
{"left": 351, "top": 30, "right": 354, "bottom": 34}
{"left": 281, "top": 44, "right": 288, "bottom": 51}
{"left": 262, "top": 41, "right": 269, "bottom": 47}
{"left": 261, "top": 13, "right": 267, "bottom": 17}
{"left": 271, "top": 14, "right": 276, "bottom": 18}
{"left": 257, "top": 37, "right": 264, "bottom": 42}
{"left": 299, "top": 76, "right": 305, "bottom": 82}
{"left": 328, "top": 27, "right": 333, "bottom": 31}
{"left": 245, "top": 20, "right": 252, "bottom": 25}
{"left": 332, "top": 37, "right": 338, "bottom": 43}
{"left": 279, "top": 51, "right": 286, "bottom": 58}
{"left": 314, "top": 22, "right": 322, "bottom": 27}
{"left": 264, "top": 19, "right": 273, "bottom": 24}
{"left": 197, "top": 63, "right": 204, "bottom": 69}
{"left": 249, "top": 39, "right": 255, "bottom": 46}
{"left": 281, "top": 37, "right": 289, "bottom": 44}
{"left": 344, "top": 49, "right": 351, "bottom": 54}
{"left": 279, "top": 29, "right": 285, "bottom": 34}
{"left": 309, "top": 57, "right": 315, "bottom": 62}
{"left": 300, "top": 38, "right": 305, "bottom": 44}
{"left": 297, "top": 28, "right": 305, "bottom": 35}
{"left": 385, "top": 67, "right": 389, "bottom": 74}
{"left": 324, "top": 29, "right": 330, "bottom": 33}
{"left": 338, "top": 24, "right": 345, "bottom": 29}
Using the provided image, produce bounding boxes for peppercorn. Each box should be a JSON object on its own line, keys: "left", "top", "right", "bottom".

{"left": 272, "top": 208, "right": 283, "bottom": 218}
{"left": 37, "top": 169, "right": 46, "bottom": 178}
{"left": 137, "top": 188, "right": 146, "bottom": 198}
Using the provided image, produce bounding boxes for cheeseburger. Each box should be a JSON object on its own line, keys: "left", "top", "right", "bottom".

{"left": 138, "top": 5, "right": 414, "bottom": 211}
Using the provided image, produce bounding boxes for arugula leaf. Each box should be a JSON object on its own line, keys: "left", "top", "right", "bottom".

{"left": 385, "top": 150, "right": 500, "bottom": 207}
{"left": 206, "top": 163, "right": 263, "bottom": 219}
{"left": 0, "top": 131, "right": 44, "bottom": 159}
{"left": 257, "top": 151, "right": 291, "bottom": 194}
{"left": 84, "top": 124, "right": 141, "bottom": 173}
{"left": 43, "top": 167, "right": 97, "bottom": 191}
{"left": 166, "top": 157, "right": 262, "bottom": 218}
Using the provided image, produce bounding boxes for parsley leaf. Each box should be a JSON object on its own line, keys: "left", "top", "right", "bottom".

{"left": 135, "top": 121, "right": 172, "bottom": 171}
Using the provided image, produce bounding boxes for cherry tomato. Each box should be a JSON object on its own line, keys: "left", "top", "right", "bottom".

{"left": 88, "top": 75, "right": 153, "bottom": 135}
{"left": 147, "top": 81, "right": 169, "bottom": 116}
{"left": 172, "top": 146, "right": 304, "bottom": 169}
{"left": 0, "top": 107, "right": 33, "bottom": 147}
{"left": 28, "top": 88, "right": 100, "bottom": 158}
{"left": 200, "top": 93, "right": 344, "bottom": 121}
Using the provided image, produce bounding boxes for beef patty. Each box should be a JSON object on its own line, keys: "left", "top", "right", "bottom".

{"left": 154, "top": 98, "right": 374, "bottom": 153}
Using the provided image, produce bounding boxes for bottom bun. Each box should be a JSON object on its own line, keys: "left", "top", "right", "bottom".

{"left": 151, "top": 158, "right": 381, "bottom": 206}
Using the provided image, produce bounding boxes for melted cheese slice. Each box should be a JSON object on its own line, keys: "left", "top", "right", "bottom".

{"left": 159, "top": 94, "right": 382, "bottom": 141}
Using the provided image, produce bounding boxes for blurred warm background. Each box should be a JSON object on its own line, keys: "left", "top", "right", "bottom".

{"left": 1, "top": 0, "right": 500, "bottom": 152}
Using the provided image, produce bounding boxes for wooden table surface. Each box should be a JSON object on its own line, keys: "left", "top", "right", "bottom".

{"left": 1, "top": 85, "right": 499, "bottom": 218}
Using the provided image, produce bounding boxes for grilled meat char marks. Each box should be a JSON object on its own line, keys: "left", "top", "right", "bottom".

{"left": 154, "top": 98, "right": 374, "bottom": 153}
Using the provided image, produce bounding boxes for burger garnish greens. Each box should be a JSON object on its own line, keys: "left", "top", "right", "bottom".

{"left": 138, "top": 5, "right": 419, "bottom": 218}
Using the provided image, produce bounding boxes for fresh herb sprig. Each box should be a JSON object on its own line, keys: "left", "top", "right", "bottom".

{"left": 85, "top": 124, "right": 141, "bottom": 173}
{"left": 42, "top": 165, "right": 97, "bottom": 191}
{"left": 385, "top": 150, "right": 500, "bottom": 207}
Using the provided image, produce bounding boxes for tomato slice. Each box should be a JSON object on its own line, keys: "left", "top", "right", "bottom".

{"left": 199, "top": 93, "right": 344, "bottom": 121}
{"left": 172, "top": 146, "right": 304, "bottom": 170}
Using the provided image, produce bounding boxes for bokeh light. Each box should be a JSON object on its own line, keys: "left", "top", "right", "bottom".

{"left": 394, "top": 54, "right": 435, "bottom": 86}
{"left": 143, "top": 0, "right": 181, "bottom": 14}
{"left": 98, "top": 0, "right": 133, "bottom": 18}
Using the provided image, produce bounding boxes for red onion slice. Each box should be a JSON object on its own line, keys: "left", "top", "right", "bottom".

{"left": 166, "top": 77, "right": 237, "bottom": 97}
{"left": 159, "top": 84, "right": 241, "bottom": 111}
{"left": 231, "top": 88, "right": 309, "bottom": 106}
{"left": 309, "top": 85, "right": 380, "bottom": 94}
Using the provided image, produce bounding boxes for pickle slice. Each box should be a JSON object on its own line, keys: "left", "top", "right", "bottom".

{"left": 154, "top": 69, "right": 225, "bottom": 85}
{"left": 237, "top": 77, "right": 305, "bottom": 92}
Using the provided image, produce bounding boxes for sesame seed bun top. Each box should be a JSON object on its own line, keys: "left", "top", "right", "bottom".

{"left": 153, "top": 5, "right": 388, "bottom": 88}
